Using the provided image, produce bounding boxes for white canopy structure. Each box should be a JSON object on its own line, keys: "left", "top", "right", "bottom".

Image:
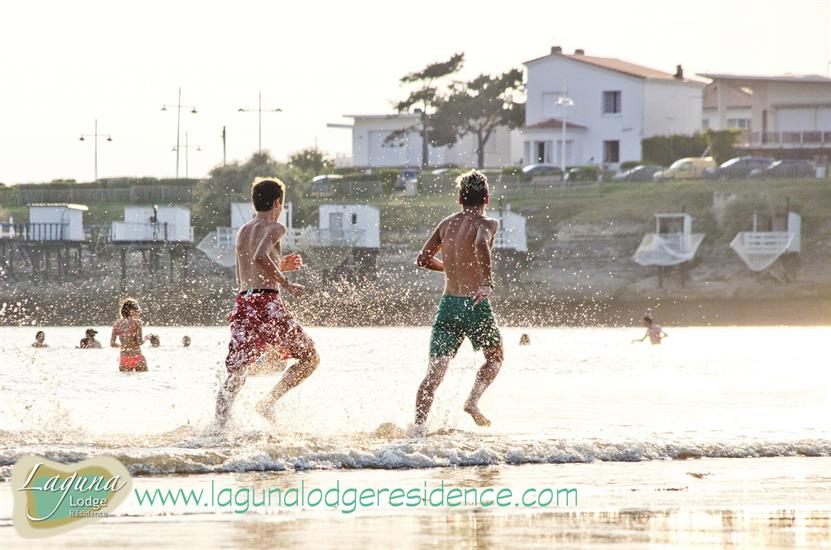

{"left": 730, "top": 212, "right": 800, "bottom": 272}
{"left": 633, "top": 214, "right": 705, "bottom": 267}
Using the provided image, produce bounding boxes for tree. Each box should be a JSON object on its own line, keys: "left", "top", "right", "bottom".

{"left": 385, "top": 53, "right": 464, "bottom": 168}
{"left": 192, "top": 151, "right": 310, "bottom": 236}
{"left": 431, "top": 69, "right": 525, "bottom": 168}
{"left": 288, "top": 147, "right": 334, "bottom": 175}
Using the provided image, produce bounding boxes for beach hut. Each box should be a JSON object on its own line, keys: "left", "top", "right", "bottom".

{"left": 730, "top": 211, "right": 800, "bottom": 273}
{"left": 111, "top": 206, "right": 193, "bottom": 243}
{"left": 303, "top": 205, "right": 380, "bottom": 249}
{"left": 27, "top": 204, "right": 87, "bottom": 241}
{"left": 494, "top": 203, "right": 528, "bottom": 254}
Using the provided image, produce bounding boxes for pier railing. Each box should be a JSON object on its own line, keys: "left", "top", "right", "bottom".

{"left": 0, "top": 223, "right": 71, "bottom": 241}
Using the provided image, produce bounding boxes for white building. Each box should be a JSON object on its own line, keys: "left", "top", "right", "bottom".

{"left": 343, "top": 113, "right": 519, "bottom": 168}
{"left": 702, "top": 82, "right": 752, "bottom": 131}
{"left": 523, "top": 46, "right": 704, "bottom": 168}
{"left": 699, "top": 73, "right": 831, "bottom": 156}
{"left": 111, "top": 206, "right": 193, "bottom": 243}
{"left": 229, "top": 201, "right": 294, "bottom": 249}
{"left": 494, "top": 204, "right": 527, "bottom": 254}
{"left": 300, "top": 205, "right": 380, "bottom": 249}
{"left": 27, "top": 204, "right": 87, "bottom": 241}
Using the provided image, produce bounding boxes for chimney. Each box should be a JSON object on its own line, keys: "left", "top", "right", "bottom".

{"left": 551, "top": 45, "right": 562, "bottom": 55}
{"left": 674, "top": 64, "right": 684, "bottom": 80}
{"left": 574, "top": 48, "right": 585, "bottom": 55}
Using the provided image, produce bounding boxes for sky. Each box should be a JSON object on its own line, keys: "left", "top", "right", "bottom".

{"left": 1, "top": 0, "right": 830, "bottom": 184}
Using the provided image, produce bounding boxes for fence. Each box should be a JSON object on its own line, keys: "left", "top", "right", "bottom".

{"left": 0, "top": 223, "right": 69, "bottom": 241}
{"left": 0, "top": 185, "right": 193, "bottom": 206}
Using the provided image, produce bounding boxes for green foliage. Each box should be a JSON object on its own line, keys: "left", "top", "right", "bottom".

{"left": 192, "top": 152, "right": 311, "bottom": 235}
{"left": 704, "top": 129, "right": 740, "bottom": 164}
{"left": 387, "top": 53, "right": 465, "bottom": 167}
{"left": 642, "top": 130, "right": 738, "bottom": 166}
{"left": 288, "top": 147, "right": 334, "bottom": 176}
{"left": 620, "top": 161, "right": 640, "bottom": 170}
{"left": 9, "top": 177, "right": 194, "bottom": 190}
{"left": 642, "top": 134, "right": 708, "bottom": 166}
{"left": 431, "top": 69, "right": 525, "bottom": 168}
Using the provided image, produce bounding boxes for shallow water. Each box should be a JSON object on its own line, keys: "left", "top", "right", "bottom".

{"left": 1, "top": 326, "right": 830, "bottom": 475}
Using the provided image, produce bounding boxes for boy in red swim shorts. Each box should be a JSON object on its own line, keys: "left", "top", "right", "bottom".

{"left": 215, "top": 178, "right": 319, "bottom": 426}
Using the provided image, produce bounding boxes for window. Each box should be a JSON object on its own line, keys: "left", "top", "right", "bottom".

{"left": 727, "top": 118, "right": 750, "bottom": 129}
{"left": 603, "top": 140, "right": 620, "bottom": 163}
{"left": 602, "top": 91, "right": 621, "bottom": 115}
{"left": 351, "top": 214, "right": 358, "bottom": 224}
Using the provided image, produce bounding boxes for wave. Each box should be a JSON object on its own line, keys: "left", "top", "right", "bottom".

{"left": 2, "top": 426, "right": 830, "bottom": 477}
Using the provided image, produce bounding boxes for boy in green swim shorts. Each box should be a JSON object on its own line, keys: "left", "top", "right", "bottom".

{"left": 414, "top": 170, "right": 504, "bottom": 428}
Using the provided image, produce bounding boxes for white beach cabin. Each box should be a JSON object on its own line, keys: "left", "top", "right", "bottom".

{"left": 27, "top": 204, "right": 88, "bottom": 241}
{"left": 730, "top": 212, "right": 800, "bottom": 272}
{"left": 633, "top": 213, "right": 704, "bottom": 267}
{"left": 301, "top": 205, "right": 380, "bottom": 249}
{"left": 111, "top": 206, "right": 193, "bottom": 242}
{"left": 493, "top": 204, "right": 528, "bottom": 254}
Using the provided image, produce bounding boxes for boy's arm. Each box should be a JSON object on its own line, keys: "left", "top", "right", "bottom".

{"left": 136, "top": 320, "right": 147, "bottom": 343}
{"left": 416, "top": 225, "right": 443, "bottom": 272}
{"left": 472, "top": 220, "right": 498, "bottom": 305}
{"left": 110, "top": 326, "right": 118, "bottom": 348}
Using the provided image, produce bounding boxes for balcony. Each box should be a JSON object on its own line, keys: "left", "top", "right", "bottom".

{"left": 738, "top": 130, "right": 831, "bottom": 148}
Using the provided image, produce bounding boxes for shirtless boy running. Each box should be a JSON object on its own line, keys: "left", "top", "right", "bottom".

{"left": 215, "top": 178, "right": 320, "bottom": 426}
{"left": 414, "top": 170, "right": 504, "bottom": 428}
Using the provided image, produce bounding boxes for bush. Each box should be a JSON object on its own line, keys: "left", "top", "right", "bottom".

{"left": 642, "top": 134, "right": 708, "bottom": 166}
{"left": 620, "top": 161, "right": 640, "bottom": 171}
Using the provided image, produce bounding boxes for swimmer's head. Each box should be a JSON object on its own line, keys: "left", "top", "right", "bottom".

{"left": 252, "top": 177, "right": 286, "bottom": 212}
{"left": 120, "top": 298, "right": 141, "bottom": 319}
{"left": 182, "top": 335, "right": 191, "bottom": 347}
{"left": 642, "top": 316, "right": 653, "bottom": 326}
{"left": 149, "top": 334, "right": 160, "bottom": 347}
{"left": 457, "top": 170, "right": 489, "bottom": 208}
{"left": 35, "top": 331, "right": 45, "bottom": 342}
{"left": 85, "top": 328, "right": 97, "bottom": 338}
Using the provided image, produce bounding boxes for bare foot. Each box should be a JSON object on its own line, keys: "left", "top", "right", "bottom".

{"left": 255, "top": 399, "right": 277, "bottom": 424}
{"left": 463, "top": 402, "right": 491, "bottom": 427}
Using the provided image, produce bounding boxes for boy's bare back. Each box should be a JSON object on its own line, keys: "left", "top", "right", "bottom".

{"left": 235, "top": 218, "right": 286, "bottom": 292}
{"left": 435, "top": 212, "right": 499, "bottom": 296}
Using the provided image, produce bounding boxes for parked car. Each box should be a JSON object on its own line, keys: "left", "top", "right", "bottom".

{"left": 613, "top": 164, "right": 664, "bottom": 182}
{"left": 310, "top": 174, "right": 343, "bottom": 196}
{"left": 652, "top": 157, "right": 716, "bottom": 181}
{"left": 521, "top": 164, "right": 563, "bottom": 181}
{"left": 703, "top": 156, "right": 773, "bottom": 180}
{"left": 748, "top": 159, "right": 815, "bottom": 179}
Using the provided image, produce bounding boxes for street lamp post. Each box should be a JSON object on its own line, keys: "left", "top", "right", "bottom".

{"left": 555, "top": 91, "right": 575, "bottom": 182}
{"left": 78, "top": 118, "right": 112, "bottom": 182}
{"left": 162, "top": 87, "right": 197, "bottom": 178}
{"left": 238, "top": 91, "right": 282, "bottom": 153}
{"left": 172, "top": 132, "right": 202, "bottom": 179}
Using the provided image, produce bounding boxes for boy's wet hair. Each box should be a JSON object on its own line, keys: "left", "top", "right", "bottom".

{"left": 643, "top": 316, "right": 653, "bottom": 324}
{"left": 457, "top": 170, "right": 489, "bottom": 207}
{"left": 120, "top": 298, "right": 139, "bottom": 319}
{"left": 35, "top": 331, "right": 45, "bottom": 339}
{"left": 251, "top": 178, "right": 286, "bottom": 212}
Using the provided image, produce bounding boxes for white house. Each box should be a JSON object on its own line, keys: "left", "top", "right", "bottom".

{"left": 699, "top": 73, "right": 831, "bottom": 157}
{"left": 27, "top": 204, "right": 87, "bottom": 241}
{"left": 111, "top": 206, "right": 193, "bottom": 243}
{"left": 342, "top": 113, "right": 520, "bottom": 168}
{"left": 494, "top": 204, "right": 527, "bottom": 254}
{"left": 300, "top": 204, "right": 380, "bottom": 250}
{"left": 523, "top": 46, "right": 704, "bottom": 168}
{"left": 702, "top": 82, "right": 752, "bottom": 131}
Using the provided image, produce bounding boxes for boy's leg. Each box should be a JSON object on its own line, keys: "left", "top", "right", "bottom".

{"left": 463, "top": 346, "right": 503, "bottom": 427}
{"left": 256, "top": 333, "right": 320, "bottom": 422}
{"left": 215, "top": 368, "right": 248, "bottom": 426}
{"left": 415, "top": 356, "right": 452, "bottom": 425}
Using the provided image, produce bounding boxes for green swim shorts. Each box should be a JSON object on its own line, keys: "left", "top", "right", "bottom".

{"left": 429, "top": 295, "right": 503, "bottom": 357}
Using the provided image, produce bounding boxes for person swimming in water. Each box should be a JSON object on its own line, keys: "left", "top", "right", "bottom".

{"left": 110, "top": 298, "right": 151, "bottom": 372}
{"left": 32, "top": 330, "right": 48, "bottom": 348}
{"left": 182, "top": 335, "right": 191, "bottom": 348}
{"left": 79, "top": 328, "right": 102, "bottom": 349}
{"left": 215, "top": 177, "right": 319, "bottom": 426}
{"left": 632, "top": 316, "right": 668, "bottom": 345}
{"left": 413, "top": 170, "right": 504, "bottom": 428}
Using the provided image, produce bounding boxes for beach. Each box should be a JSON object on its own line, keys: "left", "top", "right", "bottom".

{"left": 1, "top": 326, "right": 830, "bottom": 548}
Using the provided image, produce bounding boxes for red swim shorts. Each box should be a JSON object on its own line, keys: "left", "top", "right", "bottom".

{"left": 225, "top": 290, "right": 314, "bottom": 373}
{"left": 119, "top": 353, "right": 147, "bottom": 372}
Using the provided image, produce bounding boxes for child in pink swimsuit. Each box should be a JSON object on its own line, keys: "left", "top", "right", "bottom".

{"left": 110, "top": 298, "right": 151, "bottom": 372}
